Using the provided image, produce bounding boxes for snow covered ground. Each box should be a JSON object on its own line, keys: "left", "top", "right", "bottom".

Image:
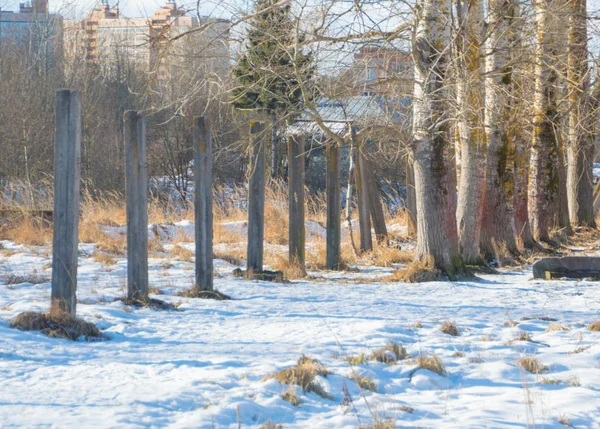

{"left": 1, "top": 237, "right": 600, "bottom": 428}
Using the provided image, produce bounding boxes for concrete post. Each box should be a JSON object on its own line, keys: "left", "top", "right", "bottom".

{"left": 326, "top": 142, "right": 341, "bottom": 270}
{"left": 247, "top": 121, "right": 265, "bottom": 272}
{"left": 288, "top": 134, "right": 305, "bottom": 266}
{"left": 355, "top": 145, "right": 373, "bottom": 253}
{"left": 194, "top": 117, "right": 213, "bottom": 290}
{"left": 124, "top": 111, "right": 149, "bottom": 300}
{"left": 51, "top": 89, "right": 82, "bottom": 316}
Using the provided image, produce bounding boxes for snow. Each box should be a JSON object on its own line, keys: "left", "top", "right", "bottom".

{"left": 1, "top": 237, "right": 600, "bottom": 428}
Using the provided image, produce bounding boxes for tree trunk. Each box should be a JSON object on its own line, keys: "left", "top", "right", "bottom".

{"left": 271, "top": 112, "right": 278, "bottom": 179}
{"left": 455, "top": 0, "right": 486, "bottom": 265}
{"left": 406, "top": 153, "right": 417, "bottom": 238}
{"left": 567, "top": 0, "right": 596, "bottom": 226}
{"left": 411, "top": 0, "right": 463, "bottom": 275}
{"left": 480, "top": 0, "right": 519, "bottom": 259}
{"left": 529, "top": 0, "right": 561, "bottom": 242}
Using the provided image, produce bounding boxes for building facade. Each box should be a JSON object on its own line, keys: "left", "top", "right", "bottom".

{"left": 353, "top": 45, "right": 413, "bottom": 96}
{"left": 64, "top": 2, "right": 229, "bottom": 79}
{"left": 0, "top": 0, "right": 63, "bottom": 61}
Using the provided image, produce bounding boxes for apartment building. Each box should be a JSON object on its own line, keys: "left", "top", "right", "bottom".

{"left": 0, "top": 0, "right": 63, "bottom": 59}
{"left": 64, "top": 2, "right": 229, "bottom": 78}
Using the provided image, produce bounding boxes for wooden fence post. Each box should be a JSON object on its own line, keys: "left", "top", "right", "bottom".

{"left": 247, "top": 121, "right": 265, "bottom": 272}
{"left": 326, "top": 142, "right": 341, "bottom": 269}
{"left": 51, "top": 89, "right": 82, "bottom": 316}
{"left": 355, "top": 143, "right": 373, "bottom": 253}
{"left": 288, "top": 134, "right": 305, "bottom": 266}
{"left": 124, "top": 111, "right": 149, "bottom": 300}
{"left": 194, "top": 117, "right": 213, "bottom": 291}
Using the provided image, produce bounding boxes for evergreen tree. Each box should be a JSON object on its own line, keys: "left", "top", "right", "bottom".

{"left": 231, "top": 0, "right": 314, "bottom": 116}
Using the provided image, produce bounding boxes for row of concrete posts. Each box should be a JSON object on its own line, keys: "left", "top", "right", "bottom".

{"left": 49, "top": 90, "right": 349, "bottom": 316}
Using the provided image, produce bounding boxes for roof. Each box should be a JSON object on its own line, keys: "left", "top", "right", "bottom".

{"left": 287, "top": 95, "right": 411, "bottom": 136}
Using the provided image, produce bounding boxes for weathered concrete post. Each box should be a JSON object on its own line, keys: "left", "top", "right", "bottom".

{"left": 288, "top": 134, "right": 305, "bottom": 267}
{"left": 365, "top": 158, "right": 388, "bottom": 243}
{"left": 406, "top": 153, "right": 417, "bottom": 237}
{"left": 326, "top": 142, "right": 341, "bottom": 270}
{"left": 247, "top": 121, "right": 265, "bottom": 272}
{"left": 124, "top": 111, "right": 149, "bottom": 300}
{"left": 51, "top": 89, "right": 82, "bottom": 316}
{"left": 355, "top": 145, "right": 373, "bottom": 253}
{"left": 194, "top": 117, "right": 213, "bottom": 291}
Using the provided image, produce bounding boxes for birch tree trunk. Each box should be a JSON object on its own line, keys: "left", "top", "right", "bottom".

{"left": 567, "top": 0, "right": 596, "bottom": 226}
{"left": 411, "top": 0, "right": 463, "bottom": 275}
{"left": 480, "top": 0, "right": 518, "bottom": 259}
{"left": 455, "top": 0, "right": 486, "bottom": 264}
{"left": 529, "top": 0, "right": 561, "bottom": 242}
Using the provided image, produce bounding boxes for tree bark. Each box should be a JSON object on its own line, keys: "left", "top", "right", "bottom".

{"left": 271, "top": 112, "right": 278, "bottom": 179}
{"left": 411, "top": 0, "right": 463, "bottom": 275}
{"left": 355, "top": 142, "right": 373, "bottom": 253}
{"left": 455, "top": 0, "right": 486, "bottom": 264}
{"left": 480, "top": 0, "right": 519, "bottom": 259}
{"left": 364, "top": 157, "right": 388, "bottom": 243}
{"left": 529, "top": 0, "right": 561, "bottom": 242}
{"left": 567, "top": 0, "right": 596, "bottom": 226}
{"left": 406, "top": 153, "right": 417, "bottom": 238}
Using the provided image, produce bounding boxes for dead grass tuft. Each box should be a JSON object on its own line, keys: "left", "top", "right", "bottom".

{"left": 260, "top": 422, "right": 283, "bottom": 429}
{"left": 371, "top": 342, "right": 407, "bottom": 364}
{"left": 557, "top": 415, "right": 572, "bottom": 427}
{"left": 121, "top": 295, "right": 178, "bottom": 310}
{"left": 349, "top": 373, "right": 377, "bottom": 392}
{"left": 587, "top": 321, "right": 600, "bottom": 331}
{"left": 4, "top": 217, "right": 51, "bottom": 246}
{"left": 272, "top": 255, "right": 307, "bottom": 280}
{"left": 414, "top": 354, "right": 446, "bottom": 376}
{"left": 545, "top": 322, "right": 569, "bottom": 332}
{"left": 541, "top": 377, "right": 561, "bottom": 385}
{"left": 518, "top": 356, "right": 547, "bottom": 374}
{"left": 386, "top": 258, "right": 442, "bottom": 283}
{"left": 1, "top": 273, "right": 49, "bottom": 285}
{"left": 281, "top": 387, "right": 301, "bottom": 406}
{"left": 263, "top": 356, "right": 331, "bottom": 399}
{"left": 176, "top": 287, "right": 231, "bottom": 300}
{"left": 170, "top": 245, "right": 193, "bottom": 262}
{"left": 358, "top": 417, "right": 396, "bottom": 429}
{"left": 92, "top": 252, "right": 117, "bottom": 266}
{"left": 11, "top": 310, "right": 105, "bottom": 341}
{"left": 440, "top": 320, "right": 460, "bottom": 336}
{"left": 345, "top": 353, "right": 368, "bottom": 365}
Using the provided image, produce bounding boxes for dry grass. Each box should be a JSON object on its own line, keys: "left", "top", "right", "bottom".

{"left": 371, "top": 342, "right": 407, "bottom": 364}
{"left": 415, "top": 354, "right": 446, "bottom": 376}
{"left": 176, "top": 287, "right": 231, "bottom": 300}
{"left": 260, "top": 422, "right": 283, "bottom": 429}
{"left": 272, "top": 255, "right": 307, "bottom": 280}
{"left": 587, "top": 321, "right": 600, "bottom": 331}
{"left": 92, "top": 252, "right": 117, "bottom": 266}
{"left": 440, "top": 320, "right": 460, "bottom": 336}
{"left": 541, "top": 377, "right": 561, "bottom": 385}
{"left": 345, "top": 353, "right": 368, "bottom": 365}
{"left": 263, "top": 356, "right": 331, "bottom": 399}
{"left": 568, "top": 375, "right": 581, "bottom": 387}
{"left": 1, "top": 273, "right": 49, "bottom": 285}
{"left": 545, "top": 322, "right": 569, "bottom": 332}
{"left": 358, "top": 418, "right": 396, "bottom": 429}
{"left": 2, "top": 217, "right": 51, "bottom": 246}
{"left": 170, "top": 245, "right": 194, "bottom": 262}
{"left": 349, "top": 373, "right": 377, "bottom": 392}
{"left": 11, "top": 309, "right": 105, "bottom": 340}
{"left": 281, "top": 387, "right": 301, "bottom": 406}
{"left": 504, "top": 320, "right": 519, "bottom": 327}
{"left": 558, "top": 415, "right": 573, "bottom": 427}
{"left": 385, "top": 258, "right": 442, "bottom": 283}
{"left": 518, "top": 357, "right": 547, "bottom": 374}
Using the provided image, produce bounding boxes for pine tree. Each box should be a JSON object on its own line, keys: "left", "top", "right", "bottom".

{"left": 231, "top": 0, "right": 314, "bottom": 116}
